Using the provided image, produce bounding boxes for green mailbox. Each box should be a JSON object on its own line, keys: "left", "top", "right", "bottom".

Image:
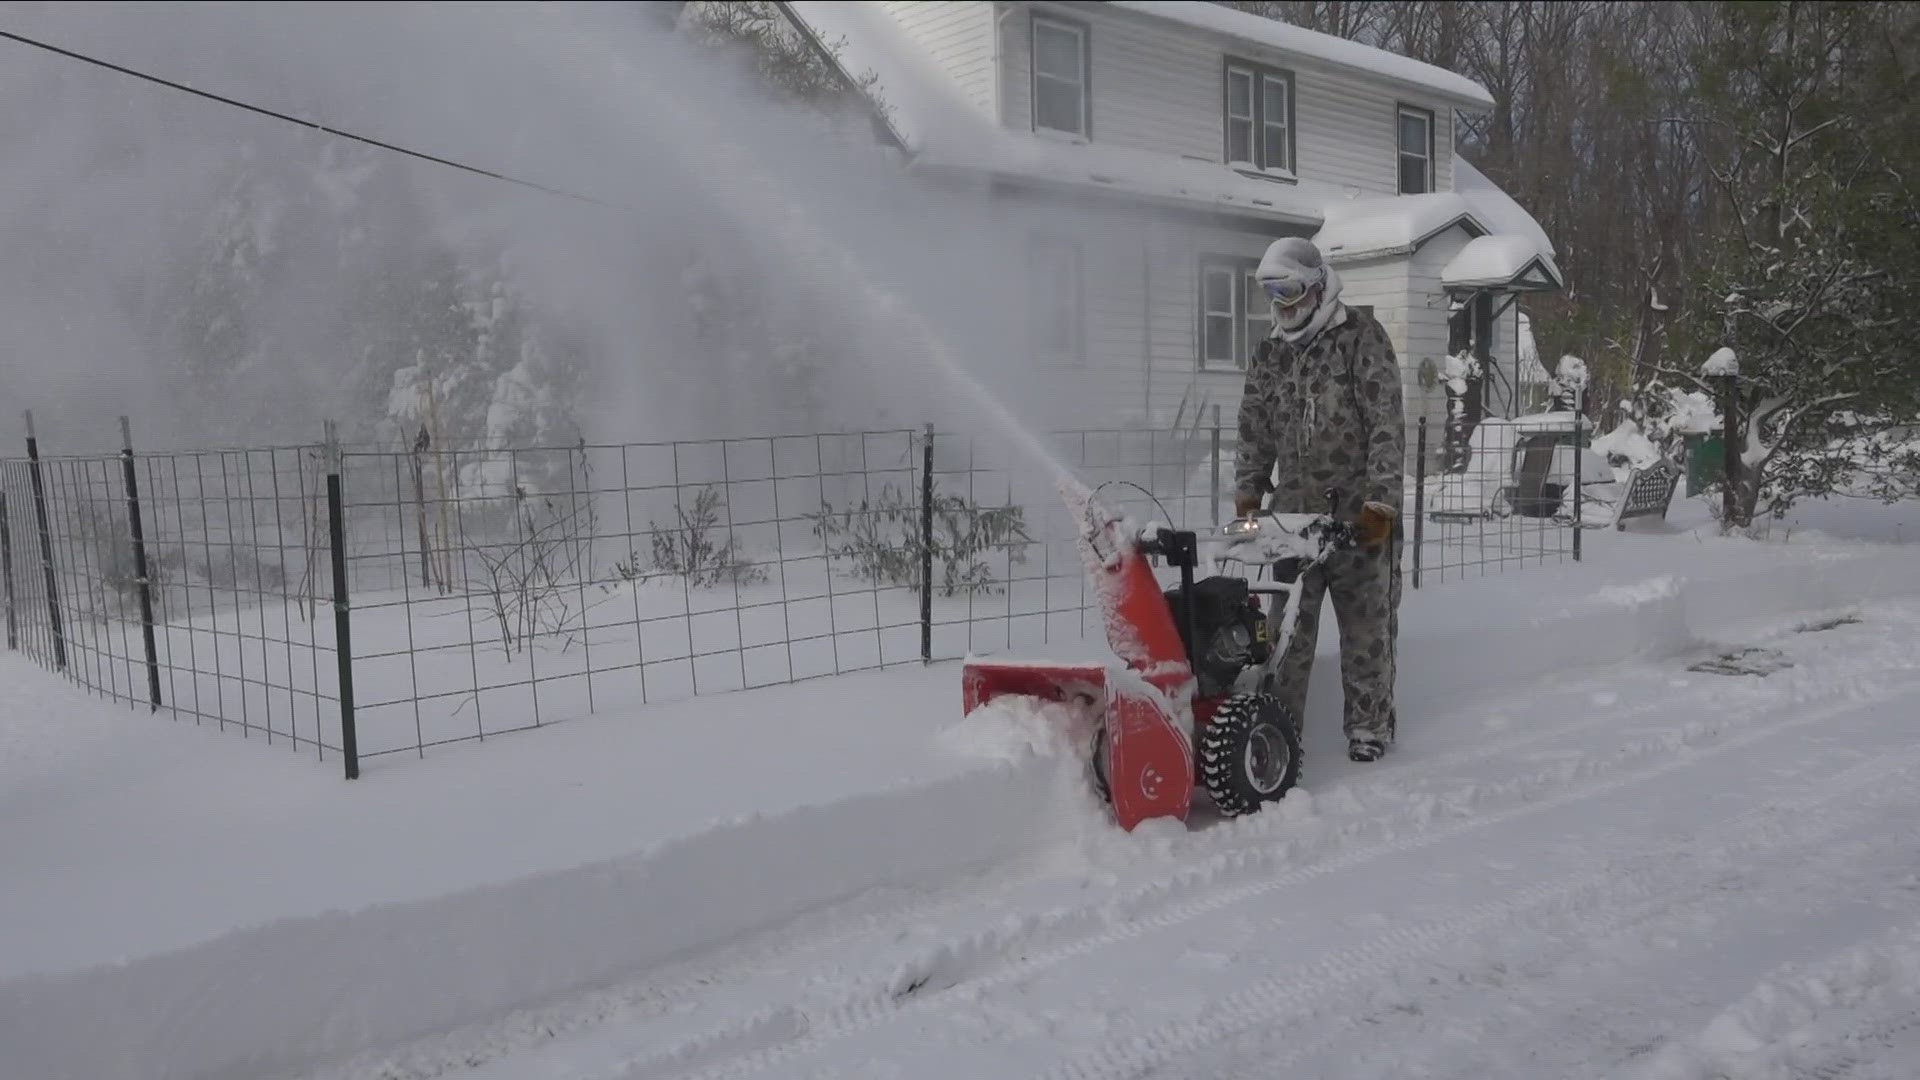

{"left": 1685, "top": 433, "right": 1725, "bottom": 496}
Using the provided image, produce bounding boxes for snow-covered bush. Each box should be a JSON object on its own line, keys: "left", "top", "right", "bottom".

{"left": 634, "top": 487, "right": 767, "bottom": 589}
{"left": 808, "top": 484, "right": 1032, "bottom": 598}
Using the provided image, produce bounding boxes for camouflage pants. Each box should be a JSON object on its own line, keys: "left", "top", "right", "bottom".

{"left": 1263, "top": 535, "right": 1402, "bottom": 746}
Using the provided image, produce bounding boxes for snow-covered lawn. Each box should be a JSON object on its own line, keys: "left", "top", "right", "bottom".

{"left": 3, "top": 495, "right": 1920, "bottom": 1080}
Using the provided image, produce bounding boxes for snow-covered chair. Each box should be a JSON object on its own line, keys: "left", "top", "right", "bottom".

{"left": 1607, "top": 458, "right": 1683, "bottom": 531}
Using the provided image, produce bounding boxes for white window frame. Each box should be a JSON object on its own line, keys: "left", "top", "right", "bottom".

{"left": 1397, "top": 104, "right": 1435, "bottom": 195}
{"left": 1029, "top": 236, "right": 1085, "bottom": 367}
{"left": 1224, "top": 59, "right": 1294, "bottom": 176}
{"left": 1031, "top": 15, "right": 1090, "bottom": 140}
{"left": 1199, "top": 256, "right": 1269, "bottom": 371}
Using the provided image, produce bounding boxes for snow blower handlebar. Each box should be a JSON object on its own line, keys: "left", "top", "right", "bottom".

{"left": 1213, "top": 488, "right": 1356, "bottom": 571}
{"left": 1135, "top": 524, "right": 1202, "bottom": 676}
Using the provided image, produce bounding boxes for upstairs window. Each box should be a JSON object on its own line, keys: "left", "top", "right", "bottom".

{"left": 1032, "top": 16, "right": 1089, "bottom": 138}
{"left": 1225, "top": 61, "right": 1293, "bottom": 173}
{"left": 1398, "top": 105, "right": 1434, "bottom": 194}
{"left": 1199, "top": 257, "right": 1270, "bottom": 371}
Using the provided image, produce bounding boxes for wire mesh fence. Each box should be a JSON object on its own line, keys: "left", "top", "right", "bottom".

{"left": 0, "top": 413, "right": 1595, "bottom": 774}
{"left": 0, "top": 429, "right": 343, "bottom": 759}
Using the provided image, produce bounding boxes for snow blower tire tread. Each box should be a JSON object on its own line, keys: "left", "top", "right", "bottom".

{"left": 1200, "top": 693, "right": 1300, "bottom": 817}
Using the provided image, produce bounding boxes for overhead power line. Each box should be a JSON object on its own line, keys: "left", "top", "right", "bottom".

{"left": 0, "top": 27, "right": 624, "bottom": 210}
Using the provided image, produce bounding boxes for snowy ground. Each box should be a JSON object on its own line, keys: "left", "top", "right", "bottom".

{"left": 4, "top": 495, "right": 1920, "bottom": 1080}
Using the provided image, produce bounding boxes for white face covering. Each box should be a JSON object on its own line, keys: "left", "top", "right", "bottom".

{"left": 1275, "top": 286, "right": 1321, "bottom": 332}
{"left": 1271, "top": 266, "right": 1346, "bottom": 346}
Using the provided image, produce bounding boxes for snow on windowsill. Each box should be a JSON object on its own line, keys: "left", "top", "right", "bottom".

{"left": 1033, "top": 126, "right": 1091, "bottom": 148}
{"left": 1231, "top": 165, "right": 1299, "bottom": 185}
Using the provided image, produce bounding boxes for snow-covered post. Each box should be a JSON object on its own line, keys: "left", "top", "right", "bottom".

{"left": 324, "top": 421, "right": 360, "bottom": 780}
{"left": 23, "top": 411, "right": 65, "bottom": 671}
{"left": 1703, "top": 348, "right": 1741, "bottom": 527}
{"left": 1209, "top": 405, "right": 1222, "bottom": 529}
{"left": 1571, "top": 388, "right": 1583, "bottom": 560}
{"left": 118, "top": 417, "right": 162, "bottom": 713}
{"left": 919, "top": 423, "right": 934, "bottom": 664}
{"left": 1412, "top": 416, "right": 1426, "bottom": 589}
{"left": 1, "top": 491, "right": 15, "bottom": 652}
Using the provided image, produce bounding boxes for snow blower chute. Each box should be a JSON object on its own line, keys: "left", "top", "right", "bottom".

{"left": 961, "top": 480, "right": 1358, "bottom": 831}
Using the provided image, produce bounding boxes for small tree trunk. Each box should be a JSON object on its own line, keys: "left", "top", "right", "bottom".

{"left": 1717, "top": 377, "right": 1763, "bottom": 533}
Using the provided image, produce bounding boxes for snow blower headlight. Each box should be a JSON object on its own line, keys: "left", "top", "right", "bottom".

{"left": 1222, "top": 517, "right": 1262, "bottom": 539}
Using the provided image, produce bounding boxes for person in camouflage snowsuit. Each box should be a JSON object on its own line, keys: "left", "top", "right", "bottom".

{"left": 1233, "top": 237, "right": 1405, "bottom": 763}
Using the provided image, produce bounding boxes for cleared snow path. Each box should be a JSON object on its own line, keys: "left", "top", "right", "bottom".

{"left": 302, "top": 599, "right": 1920, "bottom": 1080}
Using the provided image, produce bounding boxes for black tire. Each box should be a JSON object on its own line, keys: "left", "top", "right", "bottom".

{"left": 1089, "top": 724, "right": 1112, "bottom": 804}
{"left": 1200, "top": 693, "right": 1301, "bottom": 817}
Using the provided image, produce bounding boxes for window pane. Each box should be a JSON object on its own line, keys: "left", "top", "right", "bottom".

{"left": 1245, "top": 274, "right": 1271, "bottom": 355}
{"left": 1035, "top": 22, "right": 1082, "bottom": 81}
{"left": 1036, "top": 80, "right": 1084, "bottom": 134}
{"left": 1245, "top": 313, "right": 1271, "bottom": 352}
{"left": 1203, "top": 268, "right": 1232, "bottom": 313}
{"left": 1205, "top": 315, "right": 1235, "bottom": 362}
{"left": 1227, "top": 118, "right": 1253, "bottom": 163}
{"left": 1261, "top": 120, "right": 1288, "bottom": 170}
{"left": 1261, "top": 80, "right": 1287, "bottom": 127}
{"left": 1227, "top": 70, "right": 1252, "bottom": 118}
{"left": 1399, "top": 111, "right": 1429, "bottom": 154}
{"left": 1400, "top": 152, "right": 1429, "bottom": 194}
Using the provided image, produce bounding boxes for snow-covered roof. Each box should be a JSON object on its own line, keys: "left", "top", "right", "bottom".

{"left": 786, "top": 0, "right": 1337, "bottom": 227}
{"left": 1313, "top": 192, "right": 1486, "bottom": 261}
{"left": 785, "top": 0, "right": 990, "bottom": 156}
{"left": 781, "top": 2, "right": 1554, "bottom": 266}
{"left": 1103, "top": 2, "right": 1497, "bottom": 111}
{"left": 1441, "top": 233, "right": 1563, "bottom": 291}
{"left": 952, "top": 135, "right": 1338, "bottom": 226}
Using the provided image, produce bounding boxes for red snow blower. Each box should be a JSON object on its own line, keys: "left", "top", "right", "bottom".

{"left": 961, "top": 481, "right": 1358, "bottom": 831}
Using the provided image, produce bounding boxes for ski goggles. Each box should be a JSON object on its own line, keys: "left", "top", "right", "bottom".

{"left": 1261, "top": 278, "right": 1313, "bottom": 304}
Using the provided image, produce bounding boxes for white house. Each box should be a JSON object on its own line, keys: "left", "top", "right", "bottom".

{"left": 776, "top": 0, "right": 1561, "bottom": 465}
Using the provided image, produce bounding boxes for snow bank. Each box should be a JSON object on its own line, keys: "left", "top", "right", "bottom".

{"left": 0, "top": 748, "right": 1085, "bottom": 1080}
{"left": 1396, "top": 538, "right": 1920, "bottom": 705}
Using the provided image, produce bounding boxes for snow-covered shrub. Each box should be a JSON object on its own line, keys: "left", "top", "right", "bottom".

{"left": 636, "top": 487, "right": 767, "bottom": 589}
{"left": 807, "top": 484, "right": 1031, "bottom": 598}
{"left": 466, "top": 489, "right": 599, "bottom": 659}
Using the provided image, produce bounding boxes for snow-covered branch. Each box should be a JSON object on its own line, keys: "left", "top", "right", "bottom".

{"left": 1740, "top": 391, "right": 1860, "bottom": 471}
{"left": 1782, "top": 115, "right": 1844, "bottom": 152}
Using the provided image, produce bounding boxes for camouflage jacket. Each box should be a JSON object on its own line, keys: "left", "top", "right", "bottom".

{"left": 1233, "top": 306, "right": 1406, "bottom": 518}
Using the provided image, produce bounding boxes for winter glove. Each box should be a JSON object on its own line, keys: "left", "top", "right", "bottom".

{"left": 1356, "top": 501, "right": 1398, "bottom": 548}
{"left": 1234, "top": 492, "right": 1265, "bottom": 518}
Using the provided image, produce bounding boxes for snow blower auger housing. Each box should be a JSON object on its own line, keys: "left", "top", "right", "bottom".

{"left": 961, "top": 481, "right": 1357, "bottom": 831}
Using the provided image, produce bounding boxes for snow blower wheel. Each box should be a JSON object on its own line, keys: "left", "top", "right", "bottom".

{"left": 1200, "top": 693, "right": 1300, "bottom": 817}
{"left": 1090, "top": 724, "right": 1112, "bottom": 804}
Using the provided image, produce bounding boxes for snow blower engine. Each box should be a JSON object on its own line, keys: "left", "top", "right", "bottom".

{"left": 961, "top": 481, "right": 1357, "bottom": 831}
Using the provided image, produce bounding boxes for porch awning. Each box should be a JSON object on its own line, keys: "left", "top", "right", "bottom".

{"left": 1442, "top": 234, "right": 1563, "bottom": 291}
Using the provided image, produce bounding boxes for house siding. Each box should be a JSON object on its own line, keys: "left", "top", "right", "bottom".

{"left": 1014, "top": 207, "right": 1440, "bottom": 479}
{"left": 997, "top": 3, "right": 1457, "bottom": 197}
{"left": 881, "top": 0, "right": 997, "bottom": 117}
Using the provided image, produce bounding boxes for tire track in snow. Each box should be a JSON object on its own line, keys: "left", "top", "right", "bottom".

{"left": 645, "top": 661, "right": 1920, "bottom": 1080}
{"left": 1051, "top": 730, "right": 1920, "bottom": 1080}
{"left": 310, "top": 612, "right": 1902, "bottom": 1080}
